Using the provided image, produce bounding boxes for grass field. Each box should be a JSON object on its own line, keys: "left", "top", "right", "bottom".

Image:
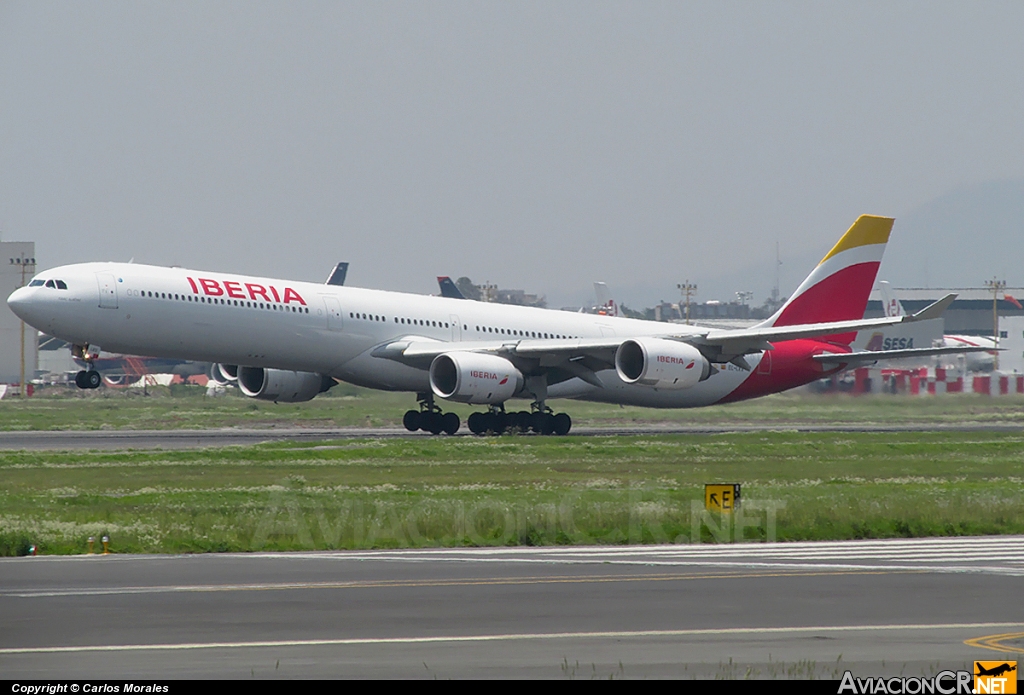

{"left": 2, "top": 382, "right": 1024, "bottom": 429}
{"left": 2, "top": 428, "right": 1023, "bottom": 555}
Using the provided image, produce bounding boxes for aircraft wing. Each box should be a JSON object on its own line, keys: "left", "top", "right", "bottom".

{"left": 374, "top": 296, "right": 958, "bottom": 374}
{"left": 813, "top": 344, "right": 997, "bottom": 367}
{"left": 372, "top": 294, "right": 960, "bottom": 381}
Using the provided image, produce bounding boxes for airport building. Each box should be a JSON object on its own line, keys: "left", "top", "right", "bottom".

{"left": 0, "top": 241, "right": 38, "bottom": 386}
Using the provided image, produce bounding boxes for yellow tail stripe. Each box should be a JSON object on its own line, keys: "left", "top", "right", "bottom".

{"left": 819, "top": 215, "right": 894, "bottom": 264}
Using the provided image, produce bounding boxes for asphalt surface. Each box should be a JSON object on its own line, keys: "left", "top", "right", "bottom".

{"left": 1, "top": 423, "right": 1022, "bottom": 449}
{"left": 2, "top": 538, "right": 1023, "bottom": 678}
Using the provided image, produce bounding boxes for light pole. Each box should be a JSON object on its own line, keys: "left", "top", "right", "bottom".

{"left": 12, "top": 254, "right": 36, "bottom": 396}
{"left": 985, "top": 277, "right": 1006, "bottom": 370}
{"left": 677, "top": 281, "right": 697, "bottom": 325}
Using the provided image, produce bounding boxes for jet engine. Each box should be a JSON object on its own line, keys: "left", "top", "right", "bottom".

{"left": 236, "top": 367, "right": 334, "bottom": 403}
{"left": 614, "top": 337, "right": 711, "bottom": 390}
{"left": 429, "top": 352, "right": 524, "bottom": 404}
{"left": 209, "top": 363, "right": 238, "bottom": 386}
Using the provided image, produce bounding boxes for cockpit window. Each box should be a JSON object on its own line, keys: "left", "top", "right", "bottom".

{"left": 55, "top": 280, "right": 67, "bottom": 290}
{"left": 29, "top": 279, "right": 44, "bottom": 287}
{"left": 44, "top": 280, "right": 55, "bottom": 288}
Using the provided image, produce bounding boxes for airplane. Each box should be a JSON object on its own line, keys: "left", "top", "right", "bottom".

{"left": 876, "top": 280, "right": 997, "bottom": 371}
{"left": 7, "top": 215, "right": 990, "bottom": 435}
{"left": 975, "top": 663, "right": 1016, "bottom": 678}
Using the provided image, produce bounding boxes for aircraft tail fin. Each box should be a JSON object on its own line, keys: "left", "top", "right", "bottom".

{"left": 878, "top": 280, "right": 906, "bottom": 318}
{"left": 759, "top": 215, "right": 894, "bottom": 345}
{"left": 437, "top": 276, "right": 467, "bottom": 300}
{"left": 325, "top": 262, "right": 349, "bottom": 286}
{"left": 593, "top": 282, "right": 618, "bottom": 316}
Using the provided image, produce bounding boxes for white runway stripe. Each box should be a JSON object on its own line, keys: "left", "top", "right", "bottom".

{"left": 2, "top": 622, "right": 1021, "bottom": 656}
{"left": 254, "top": 536, "right": 1024, "bottom": 575}
{"left": 4, "top": 537, "right": 1022, "bottom": 575}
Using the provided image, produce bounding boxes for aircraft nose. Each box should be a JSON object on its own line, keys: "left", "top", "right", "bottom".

{"left": 6, "top": 286, "right": 33, "bottom": 321}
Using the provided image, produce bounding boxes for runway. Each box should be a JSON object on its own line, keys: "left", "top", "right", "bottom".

{"left": 1, "top": 422, "right": 1022, "bottom": 450}
{"left": 2, "top": 537, "right": 1023, "bottom": 678}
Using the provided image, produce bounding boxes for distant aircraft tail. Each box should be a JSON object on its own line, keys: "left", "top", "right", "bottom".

{"left": 759, "top": 215, "right": 894, "bottom": 345}
{"left": 437, "top": 276, "right": 467, "bottom": 300}
{"left": 593, "top": 282, "right": 618, "bottom": 317}
{"left": 878, "top": 280, "right": 906, "bottom": 317}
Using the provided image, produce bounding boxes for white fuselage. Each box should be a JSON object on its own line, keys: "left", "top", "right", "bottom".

{"left": 9, "top": 262, "right": 766, "bottom": 407}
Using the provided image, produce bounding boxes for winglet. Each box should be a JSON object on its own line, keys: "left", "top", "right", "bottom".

{"left": 905, "top": 293, "right": 957, "bottom": 322}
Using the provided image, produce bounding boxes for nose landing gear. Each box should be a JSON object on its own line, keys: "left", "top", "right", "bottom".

{"left": 71, "top": 344, "right": 102, "bottom": 390}
{"left": 74, "top": 370, "right": 102, "bottom": 389}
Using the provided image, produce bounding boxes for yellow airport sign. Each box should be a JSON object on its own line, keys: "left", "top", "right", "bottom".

{"left": 704, "top": 484, "right": 740, "bottom": 513}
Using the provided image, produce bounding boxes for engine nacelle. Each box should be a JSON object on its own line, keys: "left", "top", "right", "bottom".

{"left": 237, "top": 367, "right": 333, "bottom": 403}
{"left": 429, "top": 352, "right": 524, "bottom": 404}
{"left": 210, "top": 363, "right": 238, "bottom": 386}
{"left": 615, "top": 338, "right": 710, "bottom": 390}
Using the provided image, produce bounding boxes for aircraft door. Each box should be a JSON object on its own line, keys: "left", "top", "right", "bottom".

{"left": 96, "top": 273, "right": 118, "bottom": 309}
{"left": 450, "top": 315, "right": 461, "bottom": 342}
{"left": 323, "top": 295, "right": 343, "bottom": 331}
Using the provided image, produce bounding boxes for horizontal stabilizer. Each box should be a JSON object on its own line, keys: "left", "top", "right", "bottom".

{"left": 813, "top": 344, "right": 996, "bottom": 366}
{"left": 905, "top": 293, "right": 957, "bottom": 322}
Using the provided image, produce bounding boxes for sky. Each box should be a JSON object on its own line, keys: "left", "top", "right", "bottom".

{"left": 2, "top": 1, "right": 1023, "bottom": 310}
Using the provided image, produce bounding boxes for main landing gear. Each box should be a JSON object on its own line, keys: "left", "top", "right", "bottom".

{"left": 402, "top": 395, "right": 572, "bottom": 437}
{"left": 403, "top": 393, "right": 460, "bottom": 435}
{"left": 465, "top": 403, "right": 571, "bottom": 436}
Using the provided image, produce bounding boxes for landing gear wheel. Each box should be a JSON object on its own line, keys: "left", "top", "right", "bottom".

{"left": 552, "top": 412, "right": 572, "bottom": 435}
{"left": 442, "top": 412, "right": 460, "bottom": 435}
{"left": 74, "top": 370, "right": 88, "bottom": 389}
{"left": 419, "top": 411, "right": 442, "bottom": 435}
{"left": 515, "top": 411, "right": 532, "bottom": 432}
{"left": 467, "top": 412, "right": 486, "bottom": 435}
{"left": 86, "top": 370, "right": 101, "bottom": 389}
{"left": 530, "top": 411, "right": 553, "bottom": 434}
{"left": 403, "top": 410, "right": 420, "bottom": 432}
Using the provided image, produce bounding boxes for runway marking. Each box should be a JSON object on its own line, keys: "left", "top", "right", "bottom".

{"left": 1, "top": 568, "right": 912, "bottom": 598}
{"left": 964, "top": 631, "right": 1024, "bottom": 655}
{"left": 3, "top": 622, "right": 1022, "bottom": 656}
